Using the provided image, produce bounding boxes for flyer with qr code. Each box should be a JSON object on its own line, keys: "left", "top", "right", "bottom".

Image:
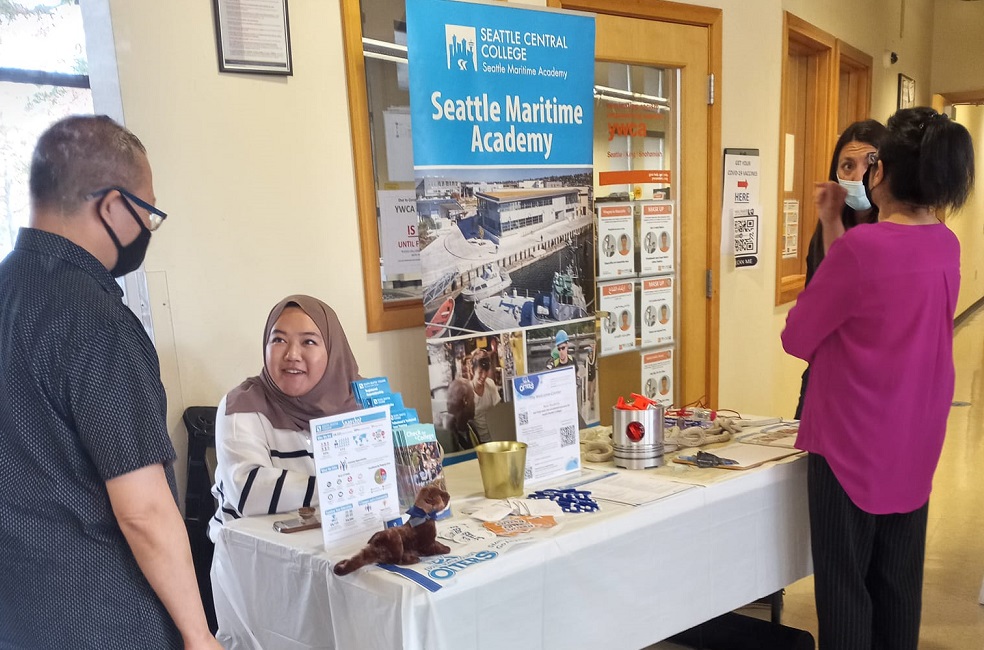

{"left": 511, "top": 366, "right": 581, "bottom": 486}
{"left": 310, "top": 406, "right": 399, "bottom": 547}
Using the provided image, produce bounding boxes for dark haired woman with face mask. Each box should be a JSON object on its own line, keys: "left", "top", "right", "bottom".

{"left": 794, "top": 120, "right": 889, "bottom": 419}
{"left": 783, "top": 107, "right": 974, "bottom": 649}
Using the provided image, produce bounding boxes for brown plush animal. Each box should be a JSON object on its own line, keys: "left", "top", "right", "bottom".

{"left": 333, "top": 484, "right": 451, "bottom": 575}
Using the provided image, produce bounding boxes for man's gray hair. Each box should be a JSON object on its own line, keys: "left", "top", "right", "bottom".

{"left": 29, "top": 115, "right": 147, "bottom": 214}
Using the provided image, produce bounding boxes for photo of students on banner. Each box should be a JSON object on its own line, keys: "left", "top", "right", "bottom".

{"left": 523, "top": 318, "right": 598, "bottom": 426}
{"left": 428, "top": 331, "right": 525, "bottom": 451}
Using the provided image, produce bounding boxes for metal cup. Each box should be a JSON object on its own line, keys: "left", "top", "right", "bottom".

{"left": 475, "top": 441, "right": 528, "bottom": 499}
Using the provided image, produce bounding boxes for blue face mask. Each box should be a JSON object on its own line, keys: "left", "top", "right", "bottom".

{"left": 837, "top": 176, "right": 872, "bottom": 211}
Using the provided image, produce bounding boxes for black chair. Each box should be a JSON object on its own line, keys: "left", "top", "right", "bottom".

{"left": 182, "top": 406, "right": 218, "bottom": 633}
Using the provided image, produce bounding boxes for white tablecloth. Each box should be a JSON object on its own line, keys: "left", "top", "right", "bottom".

{"left": 212, "top": 452, "right": 811, "bottom": 650}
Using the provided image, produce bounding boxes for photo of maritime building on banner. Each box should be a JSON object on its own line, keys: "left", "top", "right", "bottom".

{"left": 419, "top": 169, "right": 594, "bottom": 339}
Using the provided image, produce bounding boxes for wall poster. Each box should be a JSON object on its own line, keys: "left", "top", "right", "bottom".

{"left": 640, "top": 348, "right": 674, "bottom": 408}
{"left": 407, "top": 0, "right": 597, "bottom": 449}
{"left": 598, "top": 280, "right": 635, "bottom": 356}
{"left": 639, "top": 200, "right": 674, "bottom": 275}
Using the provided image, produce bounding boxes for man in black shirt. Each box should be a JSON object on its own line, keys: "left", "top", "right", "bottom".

{"left": 0, "top": 116, "right": 219, "bottom": 649}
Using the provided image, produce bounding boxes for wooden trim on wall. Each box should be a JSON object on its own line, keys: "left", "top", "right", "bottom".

{"left": 340, "top": 0, "right": 423, "bottom": 332}
{"left": 548, "top": 0, "right": 720, "bottom": 26}
{"left": 705, "top": 8, "right": 723, "bottom": 408}
{"left": 836, "top": 39, "right": 873, "bottom": 123}
{"left": 775, "top": 12, "right": 836, "bottom": 306}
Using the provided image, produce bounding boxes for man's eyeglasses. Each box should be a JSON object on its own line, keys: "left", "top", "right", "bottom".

{"left": 557, "top": 344, "right": 568, "bottom": 351}
{"left": 87, "top": 187, "right": 168, "bottom": 231}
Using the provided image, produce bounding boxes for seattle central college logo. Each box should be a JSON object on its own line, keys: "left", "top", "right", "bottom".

{"left": 445, "top": 24, "right": 477, "bottom": 71}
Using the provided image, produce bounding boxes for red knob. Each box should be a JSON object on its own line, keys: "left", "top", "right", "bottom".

{"left": 626, "top": 421, "right": 645, "bottom": 442}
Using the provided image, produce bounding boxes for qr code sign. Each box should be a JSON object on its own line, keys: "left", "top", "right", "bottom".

{"left": 518, "top": 411, "right": 529, "bottom": 426}
{"left": 560, "top": 425, "right": 576, "bottom": 447}
{"left": 733, "top": 215, "right": 758, "bottom": 255}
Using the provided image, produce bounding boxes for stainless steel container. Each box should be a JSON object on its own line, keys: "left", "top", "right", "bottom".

{"left": 612, "top": 405, "right": 665, "bottom": 469}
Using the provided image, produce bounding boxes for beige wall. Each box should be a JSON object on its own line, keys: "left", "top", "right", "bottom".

{"left": 97, "top": 0, "right": 982, "bottom": 501}
{"left": 105, "top": 0, "right": 429, "bottom": 501}
{"left": 950, "top": 105, "right": 984, "bottom": 316}
{"left": 932, "top": 0, "right": 984, "bottom": 93}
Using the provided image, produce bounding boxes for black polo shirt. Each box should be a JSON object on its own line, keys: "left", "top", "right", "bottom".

{"left": 0, "top": 228, "right": 181, "bottom": 649}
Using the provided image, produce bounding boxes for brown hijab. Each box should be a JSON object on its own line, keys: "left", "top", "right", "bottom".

{"left": 225, "top": 295, "right": 361, "bottom": 431}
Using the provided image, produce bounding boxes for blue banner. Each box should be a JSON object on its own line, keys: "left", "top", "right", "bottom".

{"left": 409, "top": 0, "right": 600, "bottom": 442}
{"left": 407, "top": 0, "right": 594, "bottom": 168}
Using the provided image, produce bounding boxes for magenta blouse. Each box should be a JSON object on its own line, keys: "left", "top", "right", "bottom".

{"left": 782, "top": 221, "right": 959, "bottom": 514}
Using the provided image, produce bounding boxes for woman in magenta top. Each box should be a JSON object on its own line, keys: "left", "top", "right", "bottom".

{"left": 782, "top": 107, "right": 974, "bottom": 649}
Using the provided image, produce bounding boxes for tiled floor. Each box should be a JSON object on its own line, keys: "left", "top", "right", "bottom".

{"left": 651, "top": 308, "right": 984, "bottom": 649}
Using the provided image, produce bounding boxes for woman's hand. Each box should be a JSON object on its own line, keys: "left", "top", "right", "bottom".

{"left": 814, "top": 181, "right": 847, "bottom": 253}
{"left": 814, "top": 181, "right": 847, "bottom": 228}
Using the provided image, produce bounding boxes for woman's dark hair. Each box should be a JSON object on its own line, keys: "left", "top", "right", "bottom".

{"left": 828, "top": 119, "right": 890, "bottom": 228}
{"left": 470, "top": 349, "right": 491, "bottom": 371}
{"left": 878, "top": 107, "right": 975, "bottom": 211}
{"left": 827, "top": 119, "right": 889, "bottom": 182}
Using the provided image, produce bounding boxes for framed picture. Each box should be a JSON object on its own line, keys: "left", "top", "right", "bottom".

{"left": 212, "top": 0, "right": 293, "bottom": 75}
{"left": 898, "top": 73, "right": 915, "bottom": 110}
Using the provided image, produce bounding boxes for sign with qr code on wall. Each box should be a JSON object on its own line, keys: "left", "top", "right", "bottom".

{"left": 733, "top": 207, "right": 760, "bottom": 268}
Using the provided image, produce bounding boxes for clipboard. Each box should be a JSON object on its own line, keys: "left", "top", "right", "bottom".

{"left": 673, "top": 442, "right": 801, "bottom": 470}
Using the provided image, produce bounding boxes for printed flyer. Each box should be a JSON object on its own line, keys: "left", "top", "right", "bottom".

{"left": 377, "top": 189, "right": 421, "bottom": 281}
{"left": 310, "top": 406, "right": 399, "bottom": 547}
{"left": 512, "top": 366, "right": 581, "bottom": 485}
{"left": 639, "top": 200, "right": 674, "bottom": 275}
{"left": 598, "top": 280, "right": 635, "bottom": 355}
{"left": 641, "top": 348, "right": 674, "bottom": 407}
{"left": 640, "top": 276, "right": 673, "bottom": 348}
{"left": 597, "top": 203, "right": 635, "bottom": 279}
{"left": 407, "top": 0, "right": 596, "bottom": 440}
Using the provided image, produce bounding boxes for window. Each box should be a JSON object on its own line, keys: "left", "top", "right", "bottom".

{"left": 341, "top": 0, "right": 423, "bottom": 332}
{"left": 0, "top": 0, "right": 93, "bottom": 261}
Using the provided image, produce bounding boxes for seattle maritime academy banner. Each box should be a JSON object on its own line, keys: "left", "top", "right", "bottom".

{"left": 407, "top": 0, "right": 599, "bottom": 446}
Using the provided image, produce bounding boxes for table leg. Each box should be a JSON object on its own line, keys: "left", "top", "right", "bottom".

{"left": 769, "top": 590, "right": 784, "bottom": 625}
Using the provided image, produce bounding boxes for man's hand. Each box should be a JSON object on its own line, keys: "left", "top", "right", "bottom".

{"left": 107, "top": 464, "right": 220, "bottom": 649}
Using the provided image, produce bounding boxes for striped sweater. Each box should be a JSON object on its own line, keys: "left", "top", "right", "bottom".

{"left": 208, "top": 394, "right": 318, "bottom": 541}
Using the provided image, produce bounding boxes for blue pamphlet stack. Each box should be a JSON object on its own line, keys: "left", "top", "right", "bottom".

{"left": 351, "top": 378, "right": 449, "bottom": 519}
{"left": 351, "top": 376, "right": 419, "bottom": 428}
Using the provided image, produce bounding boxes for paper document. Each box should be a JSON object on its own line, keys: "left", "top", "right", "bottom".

{"left": 585, "top": 473, "right": 695, "bottom": 506}
{"left": 674, "top": 441, "right": 801, "bottom": 470}
{"left": 737, "top": 423, "right": 799, "bottom": 449}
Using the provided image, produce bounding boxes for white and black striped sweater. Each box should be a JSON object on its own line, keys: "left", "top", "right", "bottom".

{"left": 208, "top": 395, "right": 318, "bottom": 541}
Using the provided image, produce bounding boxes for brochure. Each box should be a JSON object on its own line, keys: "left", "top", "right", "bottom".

{"left": 310, "top": 406, "right": 399, "bottom": 546}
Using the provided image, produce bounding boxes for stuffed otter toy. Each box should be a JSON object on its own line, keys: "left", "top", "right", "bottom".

{"left": 333, "top": 484, "right": 451, "bottom": 575}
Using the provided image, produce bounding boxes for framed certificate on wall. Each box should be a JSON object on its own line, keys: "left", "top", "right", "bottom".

{"left": 213, "top": 0, "right": 293, "bottom": 75}
{"left": 898, "top": 73, "right": 915, "bottom": 110}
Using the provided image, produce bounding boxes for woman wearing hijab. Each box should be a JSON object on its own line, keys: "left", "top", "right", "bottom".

{"left": 208, "top": 295, "right": 360, "bottom": 541}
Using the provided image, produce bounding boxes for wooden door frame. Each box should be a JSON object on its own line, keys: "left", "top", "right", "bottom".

{"left": 549, "top": 0, "right": 722, "bottom": 406}
{"left": 836, "top": 39, "right": 873, "bottom": 128}
{"left": 775, "top": 13, "right": 837, "bottom": 305}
